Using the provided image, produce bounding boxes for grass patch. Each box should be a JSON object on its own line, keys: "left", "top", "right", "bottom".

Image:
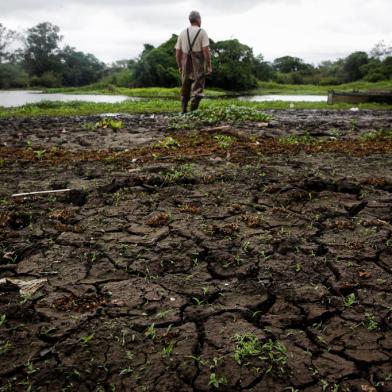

{"left": 252, "top": 80, "right": 392, "bottom": 95}
{"left": 361, "top": 129, "right": 392, "bottom": 141}
{"left": 44, "top": 86, "right": 227, "bottom": 98}
{"left": 0, "top": 99, "right": 391, "bottom": 118}
{"left": 233, "top": 333, "right": 288, "bottom": 374}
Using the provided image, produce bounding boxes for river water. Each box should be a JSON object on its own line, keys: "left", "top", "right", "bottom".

{"left": 0, "top": 90, "right": 327, "bottom": 108}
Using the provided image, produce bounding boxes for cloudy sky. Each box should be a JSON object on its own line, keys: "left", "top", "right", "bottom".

{"left": 1, "top": 0, "right": 391, "bottom": 64}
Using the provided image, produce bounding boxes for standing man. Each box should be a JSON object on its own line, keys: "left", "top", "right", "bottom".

{"left": 175, "top": 11, "right": 212, "bottom": 114}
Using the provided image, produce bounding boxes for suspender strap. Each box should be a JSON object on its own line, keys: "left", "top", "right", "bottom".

{"left": 187, "top": 28, "right": 202, "bottom": 52}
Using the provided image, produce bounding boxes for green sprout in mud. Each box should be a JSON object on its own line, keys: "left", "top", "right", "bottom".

{"left": 214, "top": 134, "right": 236, "bottom": 149}
{"left": 0, "top": 158, "right": 5, "bottom": 167}
{"left": 26, "top": 140, "right": 33, "bottom": 149}
{"left": 25, "top": 361, "right": 38, "bottom": 375}
{"left": 279, "top": 132, "right": 314, "bottom": 145}
{"left": 95, "top": 118, "right": 124, "bottom": 129}
{"left": 365, "top": 313, "right": 379, "bottom": 331}
{"left": 165, "top": 164, "right": 194, "bottom": 182}
{"left": 34, "top": 149, "right": 46, "bottom": 160}
{"left": 19, "top": 293, "right": 33, "bottom": 305}
{"left": 144, "top": 323, "right": 156, "bottom": 340}
{"left": 0, "top": 340, "right": 12, "bottom": 355}
{"left": 80, "top": 334, "right": 94, "bottom": 346}
{"left": 157, "top": 136, "right": 180, "bottom": 149}
{"left": 161, "top": 342, "right": 174, "bottom": 358}
{"left": 81, "top": 121, "right": 96, "bottom": 130}
{"left": 294, "top": 263, "right": 302, "bottom": 273}
{"left": 209, "top": 373, "right": 228, "bottom": 389}
{"left": 233, "top": 334, "right": 287, "bottom": 374}
{"left": 0, "top": 314, "right": 6, "bottom": 327}
{"left": 192, "top": 297, "right": 205, "bottom": 306}
{"left": 344, "top": 293, "right": 357, "bottom": 307}
{"left": 113, "top": 191, "right": 121, "bottom": 206}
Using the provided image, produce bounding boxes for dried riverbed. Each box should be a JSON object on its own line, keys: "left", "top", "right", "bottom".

{"left": 1, "top": 110, "right": 392, "bottom": 391}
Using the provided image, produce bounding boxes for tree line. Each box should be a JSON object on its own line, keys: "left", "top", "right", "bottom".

{"left": 0, "top": 22, "right": 391, "bottom": 91}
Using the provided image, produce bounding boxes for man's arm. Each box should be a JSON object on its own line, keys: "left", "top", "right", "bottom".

{"left": 176, "top": 49, "right": 183, "bottom": 73}
{"left": 203, "top": 46, "right": 212, "bottom": 75}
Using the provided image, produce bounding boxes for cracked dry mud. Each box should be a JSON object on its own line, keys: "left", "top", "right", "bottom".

{"left": 0, "top": 110, "right": 392, "bottom": 392}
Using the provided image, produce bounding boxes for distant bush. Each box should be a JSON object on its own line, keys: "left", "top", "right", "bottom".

{"left": 365, "top": 71, "right": 386, "bottom": 82}
{"left": 30, "top": 71, "right": 62, "bottom": 87}
{"left": 0, "top": 64, "right": 29, "bottom": 88}
{"left": 319, "top": 77, "right": 341, "bottom": 86}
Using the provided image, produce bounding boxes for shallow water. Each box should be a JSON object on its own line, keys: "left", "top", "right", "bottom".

{"left": 0, "top": 90, "right": 137, "bottom": 107}
{"left": 239, "top": 94, "right": 327, "bottom": 102}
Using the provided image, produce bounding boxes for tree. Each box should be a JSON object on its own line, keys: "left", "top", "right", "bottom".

{"left": 23, "top": 22, "right": 63, "bottom": 76}
{"left": 60, "top": 46, "right": 105, "bottom": 86}
{"left": 133, "top": 35, "right": 179, "bottom": 87}
{"left": 209, "top": 39, "right": 258, "bottom": 90}
{"left": 253, "top": 54, "right": 275, "bottom": 81}
{"left": 342, "top": 51, "right": 369, "bottom": 82}
{"left": 273, "top": 56, "right": 312, "bottom": 73}
{"left": 0, "top": 23, "right": 17, "bottom": 63}
{"left": 370, "top": 41, "right": 392, "bottom": 60}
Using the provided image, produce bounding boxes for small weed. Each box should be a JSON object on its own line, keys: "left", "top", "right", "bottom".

{"left": 361, "top": 129, "right": 392, "bottom": 141}
{"left": 209, "top": 373, "right": 227, "bottom": 389}
{"left": 344, "top": 293, "right": 357, "bottom": 307}
{"left": 0, "top": 340, "right": 12, "bottom": 355}
{"left": 25, "top": 361, "right": 37, "bottom": 375}
{"left": 145, "top": 323, "right": 156, "bottom": 340}
{"left": 119, "top": 367, "right": 133, "bottom": 376}
{"left": 165, "top": 164, "right": 194, "bottom": 182}
{"left": 233, "top": 334, "right": 287, "bottom": 374}
{"left": 365, "top": 313, "right": 379, "bottom": 331}
{"left": 95, "top": 118, "right": 123, "bottom": 129}
{"left": 80, "top": 334, "right": 94, "bottom": 346}
{"left": 0, "top": 314, "right": 6, "bottom": 327}
{"left": 161, "top": 342, "right": 174, "bottom": 358}
{"left": 279, "top": 132, "right": 314, "bottom": 145}
{"left": 81, "top": 121, "right": 96, "bottom": 130}
{"left": 294, "top": 263, "right": 302, "bottom": 272}
{"left": 34, "top": 149, "right": 46, "bottom": 160}
{"left": 214, "top": 134, "right": 236, "bottom": 149}
{"left": 157, "top": 136, "right": 180, "bottom": 149}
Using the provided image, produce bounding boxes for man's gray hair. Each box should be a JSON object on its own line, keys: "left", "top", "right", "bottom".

{"left": 189, "top": 10, "right": 201, "bottom": 23}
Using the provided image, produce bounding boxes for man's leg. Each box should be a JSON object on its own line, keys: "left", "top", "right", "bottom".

{"left": 190, "top": 75, "right": 206, "bottom": 111}
{"left": 181, "top": 76, "right": 192, "bottom": 114}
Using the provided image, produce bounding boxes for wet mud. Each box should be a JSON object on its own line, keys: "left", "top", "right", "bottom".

{"left": 0, "top": 110, "right": 392, "bottom": 391}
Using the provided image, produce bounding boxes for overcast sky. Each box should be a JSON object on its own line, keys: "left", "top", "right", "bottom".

{"left": 1, "top": 0, "right": 391, "bottom": 64}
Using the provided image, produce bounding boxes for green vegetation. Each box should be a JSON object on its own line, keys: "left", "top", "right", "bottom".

{"left": 80, "top": 334, "right": 94, "bottom": 346}
{"left": 95, "top": 118, "right": 124, "bottom": 129}
{"left": 209, "top": 373, "right": 228, "bottom": 389}
{"left": 214, "top": 135, "right": 236, "bottom": 149}
{"left": 168, "top": 104, "right": 271, "bottom": 129}
{"left": 252, "top": 80, "right": 392, "bottom": 95}
{"left": 233, "top": 333, "right": 288, "bottom": 374}
{"left": 0, "top": 99, "right": 391, "bottom": 118}
{"left": 344, "top": 293, "right": 357, "bottom": 307}
{"left": 1, "top": 21, "right": 390, "bottom": 91}
{"left": 44, "top": 86, "right": 227, "bottom": 97}
{"left": 365, "top": 313, "right": 379, "bottom": 331}
{"left": 361, "top": 129, "right": 392, "bottom": 141}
